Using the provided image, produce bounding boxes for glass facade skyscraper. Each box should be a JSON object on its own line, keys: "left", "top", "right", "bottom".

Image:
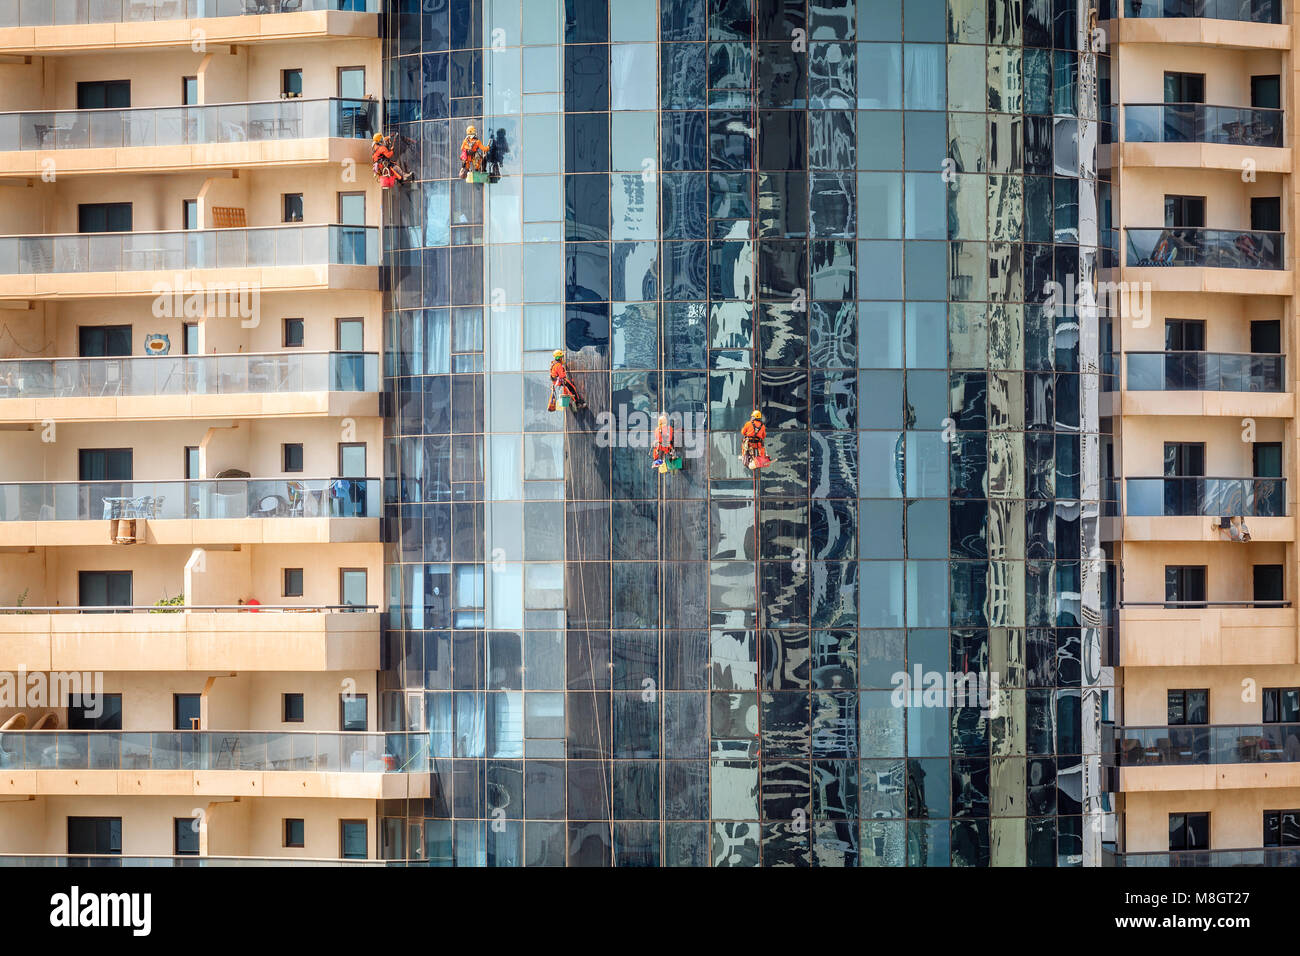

{"left": 379, "top": 0, "right": 1114, "bottom": 866}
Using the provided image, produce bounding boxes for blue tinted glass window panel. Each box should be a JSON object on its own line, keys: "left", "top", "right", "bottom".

{"left": 661, "top": 112, "right": 708, "bottom": 171}
{"left": 611, "top": 44, "right": 658, "bottom": 110}
{"left": 565, "top": 44, "right": 609, "bottom": 111}
{"left": 661, "top": 241, "right": 709, "bottom": 300}
{"left": 904, "top": 302, "right": 947, "bottom": 368}
{"left": 902, "top": 43, "right": 945, "bottom": 110}
{"left": 856, "top": 302, "right": 903, "bottom": 368}
{"left": 523, "top": 45, "right": 561, "bottom": 93}
{"left": 709, "top": 111, "right": 755, "bottom": 170}
{"left": 523, "top": 243, "right": 565, "bottom": 302}
{"left": 565, "top": 243, "right": 612, "bottom": 301}
{"left": 662, "top": 44, "right": 707, "bottom": 110}
{"left": 565, "top": 174, "right": 610, "bottom": 241}
{"left": 809, "top": 42, "right": 856, "bottom": 110}
{"left": 566, "top": 303, "right": 611, "bottom": 351}
{"left": 901, "top": 111, "right": 945, "bottom": 172}
{"left": 902, "top": 0, "right": 945, "bottom": 41}
{"left": 857, "top": 173, "right": 902, "bottom": 240}
{"left": 858, "top": 431, "right": 904, "bottom": 497}
{"left": 859, "top": 690, "right": 905, "bottom": 757}
{"left": 905, "top": 431, "right": 947, "bottom": 497}
{"left": 855, "top": 111, "right": 901, "bottom": 171}
{"left": 612, "top": 242, "right": 659, "bottom": 300}
{"left": 611, "top": 113, "right": 659, "bottom": 172}
{"left": 422, "top": 53, "right": 451, "bottom": 119}
{"left": 855, "top": 241, "right": 903, "bottom": 300}
{"left": 903, "top": 241, "right": 946, "bottom": 300}
{"left": 565, "top": 113, "right": 609, "bottom": 172}
{"left": 663, "top": 303, "right": 709, "bottom": 367}
{"left": 661, "top": 173, "right": 709, "bottom": 239}
{"left": 565, "top": 0, "right": 609, "bottom": 44}
{"left": 810, "top": 175, "right": 855, "bottom": 240}
{"left": 855, "top": 44, "right": 901, "bottom": 110}
{"left": 903, "top": 172, "right": 946, "bottom": 240}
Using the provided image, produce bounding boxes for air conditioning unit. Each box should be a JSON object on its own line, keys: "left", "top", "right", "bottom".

{"left": 109, "top": 518, "right": 139, "bottom": 545}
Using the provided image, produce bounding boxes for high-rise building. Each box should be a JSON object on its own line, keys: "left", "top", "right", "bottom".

{"left": 0, "top": 0, "right": 421, "bottom": 864}
{"left": 3, "top": 0, "right": 1292, "bottom": 870}
{"left": 379, "top": 0, "right": 1113, "bottom": 867}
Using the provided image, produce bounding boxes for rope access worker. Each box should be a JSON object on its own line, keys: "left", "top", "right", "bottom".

{"left": 740, "top": 409, "right": 769, "bottom": 469}
{"left": 549, "top": 349, "right": 586, "bottom": 410}
{"left": 371, "top": 132, "right": 409, "bottom": 186}
{"left": 459, "top": 125, "right": 489, "bottom": 179}
{"left": 651, "top": 414, "right": 674, "bottom": 469}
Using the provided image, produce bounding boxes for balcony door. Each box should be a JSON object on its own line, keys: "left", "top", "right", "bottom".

{"left": 78, "top": 325, "right": 131, "bottom": 358}
{"left": 78, "top": 202, "right": 132, "bottom": 234}
{"left": 67, "top": 817, "right": 121, "bottom": 866}
{"left": 335, "top": 318, "right": 365, "bottom": 390}
{"left": 1163, "top": 72, "right": 1204, "bottom": 104}
{"left": 1165, "top": 565, "right": 1207, "bottom": 609}
{"left": 1164, "top": 195, "right": 1205, "bottom": 228}
{"left": 1164, "top": 319, "right": 1205, "bottom": 352}
{"left": 1163, "top": 320, "right": 1204, "bottom": 389}
{"left": 78, "top": 571, "right": 132, "bottom": 610}
{"left": 1254, "top": 565, "right": 1285, "bottom": 606}
{"left": 1251, "top": 319, "right": 1281, "bottom": 354}
{"left": 1251, "top": 197, "right": 1281, "bottom": 233}
{"left": 1252, "top": 75, "right": 1281, "bottom": 110}
{"left": 1163, "top": 442, "right": 1204, "bottom": 515}
{"left": 76, "top": 81, "right": 129, "bottom": 110}
{"left": 337, "top": 192, "right": 366, "bottom": 264}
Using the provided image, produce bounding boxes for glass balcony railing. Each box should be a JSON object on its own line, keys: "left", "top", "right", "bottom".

{"left": 0, "top": 224, "right": 378, "bottom": 274}
{"left": 0, "top": 730, "right": 429, "bottom": 773}
{"left": 1125, "top": 476, "right": 1285, "bottom": 516}
{"left": 1, "top": 0, "right": 377, "bottom": 28}
{"left": 1112, "top": 847, "right": 1300, "bottom": 866}
{"left": 0, "top": 476, "right": 379, "bottom": 521}
{"left": 0, "top": 854, "right": 387, "bottom": 867}
{"left": 0, "top": 351, "right": 378, "bottom": 399}
{"left": 0, "top": 98, "right": 375, "bottom": 152}
{"left": 1115, "top": 723, "right": 1300, "bottom": 765}
{"left": 1111, "top": 0, "right": 1281, "bottom": 22}
{"left": 1126, "top": 227, "right": 1284, "bottom": 269}
{"left": 1126, "top": 351, "right": 1285, "bottom": 391}
{"left": 1124, "top": 104, "right": 1283, "bottom": 147}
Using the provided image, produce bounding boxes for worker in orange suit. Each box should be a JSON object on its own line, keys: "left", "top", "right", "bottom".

{"left": 740, "top": 409, "right": 768, "bottom": 469}
{"left": 549, "top": 349, "right": 585, "bottom": 410}
{"left": 460, "top": 125, "right": 489, "bottom": 179}
{"left": 651, "top": 414, "right": 674, "bottom": 468}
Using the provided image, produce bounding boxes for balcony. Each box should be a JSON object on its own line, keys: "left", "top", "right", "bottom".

{"left": 1127, "top": 351, "right": 1284, "bottom": 391}
{"left": 0, "top": 351, "right": 380, "bottom": 423}
{"left": 1126, "top": 227, "right": 1283, "bottom": 269}
{"left": 1117, "top": 103, "right": 1288, "bottom": 173}
{"left": 0, "top": 605, "right": 379, "bottom": 672}
{"left": 1117, "top": 604, "right": 1297, "bottom": 666}
{"left": 1110, "top": 847, "right": 1300, "bottom": 866}
{"left": 0, "top": 225, "right": 378, "bottom": 300}
{"left": 0, "top": 98, "right": 376, "bottom": 176}
{"left": 1126, "top": 476, "right": 1285, "bottom": 515}
{"left": 1116, "top": 722, "right": 1300, "bottom": 791}
{"left": 0, "top": 1, "right": 380, "bottom": 56}
{"left": 1103, "top": 0, "right": 1288, "bottom": 52}
{"left": 0, "top": 729, "right": 431, "bottom": 798}
{"left": 0, "top": 476, "right": 379, "bottom": 546}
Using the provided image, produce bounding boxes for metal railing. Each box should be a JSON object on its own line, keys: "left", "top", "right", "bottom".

{"left": 1, "top": 0, "right": 377, "bottom": 27}
{"left": 1115, "top": 722, "right": 1300, "bottom": 765}
{"left": 1126, "top": 351, "right": 1285, "bottom": 392}
{"left": 0, "top": 730, "right": 429, "bottom": 773}
{"left": 0, "top": 476, "right": 379, "bottom": 521}
{"left": 1111, "top": 846, "right": 1300, "bottom": 866}
{"left": 0, "top": 98, "right": 375, "bottom": 151}
{"left": 1126, "top": 227, "right": 1284, "bottom": 269}
{"left": 0, "top": 224, "right": 378, "bottom": 274}
{"left": 1112, "top": 0, "right": 1281, "bottom": 21}
{"left": 0, "top": 351, "right": 378, "bottom": 399}
{"left": 1121, "top": 600, "right": 1291, "bottom": 607}
{"left": 1124, "top": 104, "right": 1283, "bottom": 147}
{"left": 1125, "top": 476, "right": 1285, "bottom": 516}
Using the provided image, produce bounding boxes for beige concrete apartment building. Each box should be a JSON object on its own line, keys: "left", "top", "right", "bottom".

{"left": 0, "top": 2, "right": 420, "bottom": 865}
{"left": 1106, "top": 2, "right": 1300, "bottom": 863}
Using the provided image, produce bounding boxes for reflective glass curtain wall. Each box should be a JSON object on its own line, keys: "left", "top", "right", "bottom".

{"left": 381, "top": 0, "right": 1112, "bottom": 866}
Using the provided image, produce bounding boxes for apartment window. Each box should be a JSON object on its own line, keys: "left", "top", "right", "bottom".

{"left": 338, "top": 442, "right": 366, "bottom": 477}
{"left": 78, "top": 571, "right": 132, "bottom": 609}
{"left": 283, "top": 193, "right": 304, "bottom": 223}
{"left": 283, "top": 693, "right": 305, "bottom": 723}
{"left": 283, "top": 443, "right": 304, "bottom": 473}
{"left": 67, "top": 693, "right": 122, "bottom": 730}
{"left": 182, "top": 76, "right": 198, "bottom": 106}
{"left": 78, "top": 202, "right": 132, "bottom": 234}
{"left": 76, "top": 80, "right": 129, "bottom": 109}
{"left": 1164, "top": 195, "right": 1205, "bottom": 228}
{"left": 1168, "top": 812, "right": 1209, "bottom": 851}
{"left": 173, "top": 693, "right": 200, "bottom": 731}
{"left": 67, "top": 817, "right": 121, "bottom": 858}
{"left": 1251, "top": 319, "right": 1282, "bottom": 354}
{"left": 1252, "top": 75, "right": 1281, "bottom": 110}
{"left": 283, "top": 317, "right": 305, "bottom": 348}
{"left": 340, "top": 820, "right": 367, "bottom": 859}
{"left": 1263, "top": 687, "right": 1300, "bottom": 723}
{"left": 281, "top": 69, "right": 303, "bottom": 98}
{"left": 340, "top": 693, "right": 367, "bottom": 731}
{"left": 182, "top": 199, "right": 199, "bottom": 230}
{"left": 1163, "top": 441, "right": 1204, "bottom": 477}
{"left": 284, "top": 568, "right": 304, "bottom": 597}
{"left": 338, "top": 192, "right": 365, "bottom": 225}
{"left": 173, "top": 818, "right": 199, "bottom": 856}
{"left": 1162, "top": 72, "right": 1205, "bottom": 104}
{"left": 1251, "top": 197, "right": 1281, "bottom": 232}
{"left": 336, "top": 317, "right": 364, "bottom": 351}
{"left": 182, "top": 323, "right": 199, "bottom": 356}
{"left": 335, "top": 318, "right": 365, "bottom": 390}
{"left": 1264, "top": 810, "right": 1300, "bottom": 847}
{"left": 340, "top": 568, "right": 367, "bottom": 609}
{"left": 1167, "top": 689, "right": 1209, "bottom": 726}
{"left": 79, "top": 447, "right": 133, "bottom": 481}
{"left": 1164, "top": 319, "right": 1205, "bottom": 352}
{"left": 1255, "top": 565, "right": 1285, "bottom": 605}
{"left": 338, "top": 66, "right": 365, "bottom": 99}
{"left": 78, "top": 325, "right": 131, "bottom": 358}
{"left": 185, "top": 446, "right": 200, "bottom": 479}
{"left": 1254, "top": 443, "right": 1282, "bottom": 478}
{"left": 284, "top": 819, "right": 305, "bottom": 848}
